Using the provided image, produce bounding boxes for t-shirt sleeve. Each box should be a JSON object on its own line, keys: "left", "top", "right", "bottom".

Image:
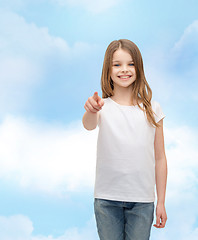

{"left": 153, "top": 101, "right": 166, "bottom": 123}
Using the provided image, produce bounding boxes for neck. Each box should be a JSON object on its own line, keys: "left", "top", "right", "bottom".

{"left": 111, "top": 86, "right": 139, "bottom": 105}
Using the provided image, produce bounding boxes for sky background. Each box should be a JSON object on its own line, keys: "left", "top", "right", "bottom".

{"left": 0, "top": 0, "right": 198, "bottom": 239}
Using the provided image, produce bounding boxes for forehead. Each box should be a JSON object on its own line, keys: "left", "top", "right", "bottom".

{"left": 112, "top": 48, "right": 133, "bottom": 61}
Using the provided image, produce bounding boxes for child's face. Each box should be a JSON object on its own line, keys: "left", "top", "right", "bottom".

{"left": 110, "top": 48, "right": 136, "bottom": 89}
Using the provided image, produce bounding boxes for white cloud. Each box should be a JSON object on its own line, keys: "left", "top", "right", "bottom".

{"left": 0, "top": 9, "right": 99, "bottom": 114}
{"left": 52, "top": 0, "right": 122, "bottom": 14}
{"left": 169, "top": 19, "right": 198, "bottom": 76}
{"left": 165, "top": 125, "right": 198, "bottom": 201}
{"left": 0, "top": 215, "right": 34, "bottom": 240}
{"left": 172, "top": 20, "right": 198, "bottom": 51}
{"left": 151, "top": 124, "right": 198, "bottom": 240}
{"left": 0, "top": 9, "right": 68, "bottom": 114}
{"left": 144, "top": 19, "right": 198, "bottom": 103}
{"left": 0, "top": 114, "right": 98, "bottom": 197}
{"left": 0, "top": 9, "right": 69, "bottom": 71}
{"left": 0, "top": 10, "right": 69, "bottom": 56}
{"left": 0, "top": 114, "right": 198, "bottom": 238}
{"left": 0, "top": 214, "right": 99, "bottom": 240}
{"left": 0, "top": 113, "right": 198, "bottom": 201}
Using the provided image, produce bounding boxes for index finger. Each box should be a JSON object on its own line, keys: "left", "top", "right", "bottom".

{"left": 93, "top": 91, "right": 102, "bottom": 104}
{"left": 93, "top": 91, "right": 99, "bottom": 100}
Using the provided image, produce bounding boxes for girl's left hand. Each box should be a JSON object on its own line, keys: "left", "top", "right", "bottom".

{"left": 153, "top": 203, "right": 167, "bottom": 228}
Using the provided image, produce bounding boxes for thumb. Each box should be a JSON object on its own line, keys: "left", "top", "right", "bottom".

{"left": 156, "top": 215, "right": 161, "bottom": 227}
{"left": 98, "top": 99, "right": 104, "bottom": 107}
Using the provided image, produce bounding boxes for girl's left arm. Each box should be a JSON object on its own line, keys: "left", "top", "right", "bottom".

{"left": 153, "top": 118, "right": 168, "bottom": 228}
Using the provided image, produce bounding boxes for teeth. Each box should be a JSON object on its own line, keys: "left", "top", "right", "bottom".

{"left": 119, "top": 76, "right": 131, "bottom": 78}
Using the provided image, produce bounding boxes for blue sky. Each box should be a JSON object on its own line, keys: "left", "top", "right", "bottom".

{"left": 0, "top": 0, "right": 198, "bottom": 239}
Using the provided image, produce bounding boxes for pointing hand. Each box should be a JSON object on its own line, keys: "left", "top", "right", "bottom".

{"left": 84, "top": 92, "right": 104, "bottom": 113}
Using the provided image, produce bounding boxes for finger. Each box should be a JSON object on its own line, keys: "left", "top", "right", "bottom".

{"left": 86, "top": 101, "right": 100, "bottom": 113}
{"left": 156, "top": 215, "right": 161, "bottom": 227}
{"left": 84, "top": 104, "right": 96, "bottom": 113}
{"left": 84, "top": 105, "right": 91, "bottom": 113}
{"left": 161, "top": 217, "right": 167, "bottom": 227}
{"left": 160, "top": 222, "right": 165, "bottom": 228}
{"left": 98, "top": 99, "right": 104, "bottom": 107}
{"left": 153, "top": 223, "right": 163, "bottom": 228}
{"left": 157, "top": 218, "right": 166, "bottom": 228}
{"left": 153, "top": 224, "right": 158, "bottom": 228}
{"left": 153, "top": 224, "right": 160, "bottom": 228}
{"left": 85, "top": 101, "right": 98, "bottom": 113}
{"left": 93, "top": 91, "right": 103, "bottom": 105}
{"left": 92, "top": 92, "right": 100, "bottom": 101}
{"left": 88, "top": 97, "right": 102, "bottom": 110}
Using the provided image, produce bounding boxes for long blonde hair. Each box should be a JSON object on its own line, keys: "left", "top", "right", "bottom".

{"left": 100, "top": 39, "right": 160, "bottom": 128}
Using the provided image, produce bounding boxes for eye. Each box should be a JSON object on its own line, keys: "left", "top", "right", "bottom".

{"left": 129, "top": 63, "right": 134, "bottom": 66}
{"left": 114, "top": 64, "right": 120, "bottom": 66}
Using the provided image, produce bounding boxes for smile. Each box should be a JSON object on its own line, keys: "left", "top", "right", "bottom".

{"left": 118, "top": 75, "right": 132, "bottom": 79}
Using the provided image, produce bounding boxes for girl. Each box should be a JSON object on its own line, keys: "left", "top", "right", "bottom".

{"left": 82, "top": 39, "right": 167, "bottom": 240}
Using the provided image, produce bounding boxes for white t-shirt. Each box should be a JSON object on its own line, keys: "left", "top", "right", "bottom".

{"left": 94, "top": 97, "right": 166, "bottom": 202}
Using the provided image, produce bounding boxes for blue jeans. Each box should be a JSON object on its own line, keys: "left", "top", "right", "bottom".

{"left": 94, "top": 198, "right": 154, "bottom": 240}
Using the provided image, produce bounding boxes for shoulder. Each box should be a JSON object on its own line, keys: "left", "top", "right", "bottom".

{"left": 100, "top": 97, "right": 109, "bottom": 107}
{"left": 102, "top": 97, "right": 109, "bottom": 102}
{"left": 151, "top": 100, "right": 161, "bottom": 110}
{"left": 151, "top": 99, "right": 158, "bottom": 106}
{"left": 151, "top": 99, "right": 166, "bottom": 123}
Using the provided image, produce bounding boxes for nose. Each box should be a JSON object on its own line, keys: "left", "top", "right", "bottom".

{"left": 121, "top": 64, "right": 129, "bottom": 72}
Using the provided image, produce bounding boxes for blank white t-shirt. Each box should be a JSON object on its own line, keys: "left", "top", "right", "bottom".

{"left": 94, "top": 97, "right": 166, "bottom": 202}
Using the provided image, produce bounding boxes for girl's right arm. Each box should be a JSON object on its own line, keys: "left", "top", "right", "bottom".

{"left": 82, "top": 111, "right": 99, "bottom": 130}
{"left": 82, "top": 92, "right": 104, "bottom": 130}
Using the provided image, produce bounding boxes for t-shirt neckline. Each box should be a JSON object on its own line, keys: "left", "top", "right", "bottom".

{"left": 108, "top": 97, "right": 143, "bottom": 107}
